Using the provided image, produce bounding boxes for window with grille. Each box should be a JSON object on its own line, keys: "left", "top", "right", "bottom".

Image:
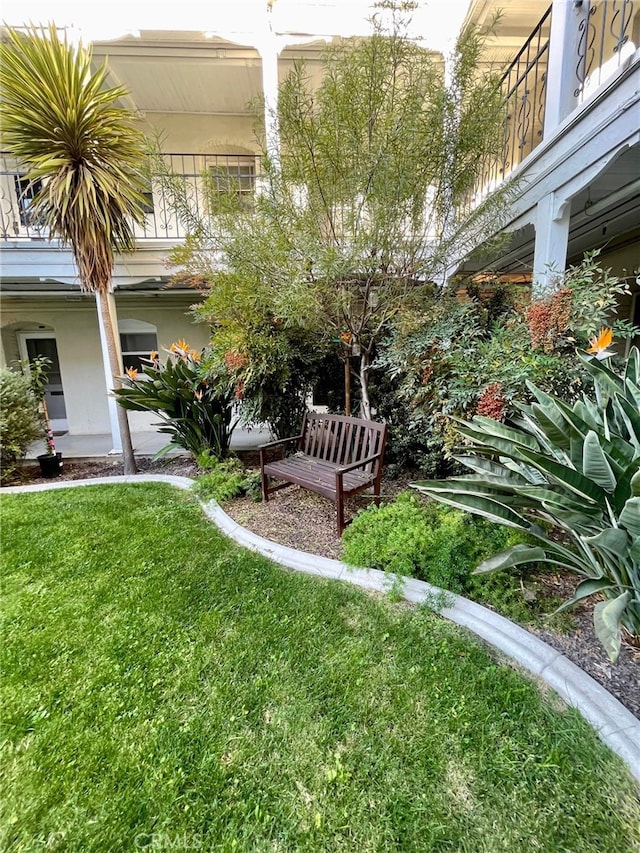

{"left": 119, "top": 319, "right": 158, "bottom": 372}
{"left": 207, "top": 157, "right": 256, "bottom": 207}
{"left": 141, "top": 185, "right": 155, "bottom": 215}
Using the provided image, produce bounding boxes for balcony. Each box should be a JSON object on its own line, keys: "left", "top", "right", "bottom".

{"left": 471, "top": 0, "right": 638, "bottom": 205}
{"left": 0, "top": 152, "right": 261, "bottom": 243}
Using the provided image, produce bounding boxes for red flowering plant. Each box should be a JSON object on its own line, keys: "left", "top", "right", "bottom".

{"left": 222, "top": 349, "right": 249, "bottom": 402}
{"left": 475, "top": 382, "right": 506, "bottom": 421}
{"left": 526, "top": 288, "right": 573, "bottom": 353}
{"left": 373, "top": 251, "right": 639, "bottom": 478}
{"left": 113, "top": 342, "right": 237, "bottom": 460}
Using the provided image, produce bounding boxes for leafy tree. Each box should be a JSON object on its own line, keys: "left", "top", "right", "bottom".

{"left": 0, "top": 25, "right": 149, "bottom": 473}
{"left": 159, "top": 7, "right": 514, "bottom": 419}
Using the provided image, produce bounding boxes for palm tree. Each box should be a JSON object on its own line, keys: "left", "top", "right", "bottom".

{"left": 0, "top": 24, "right": 150, "bottom": 474}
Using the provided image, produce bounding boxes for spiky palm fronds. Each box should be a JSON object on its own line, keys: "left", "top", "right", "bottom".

{"left": 0, "top": 24, "right": 148, "bottom": 292}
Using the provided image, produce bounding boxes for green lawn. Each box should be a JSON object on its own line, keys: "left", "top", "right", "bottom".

{"left": 2, "top": 483, "right": 638, "bottom": 852}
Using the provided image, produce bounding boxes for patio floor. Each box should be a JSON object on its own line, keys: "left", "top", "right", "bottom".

{"left": 26, "top": 424, "right": 273, "bottom": 461}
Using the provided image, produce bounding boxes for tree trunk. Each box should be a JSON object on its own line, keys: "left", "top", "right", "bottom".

{"left": 359, "top": 350, "right": 371, "bottom": 420}
{"left": 98, "top": 289, "right": 137, "bottom": 474}
{"left": 344, "top": 356, "right": 352, "bottom": 416}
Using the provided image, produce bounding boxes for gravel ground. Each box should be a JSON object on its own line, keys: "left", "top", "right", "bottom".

{"left": 5, "top": 457, "right": 639, "bottom": 720}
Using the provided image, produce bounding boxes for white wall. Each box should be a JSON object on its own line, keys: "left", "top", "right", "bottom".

{"left": 1, "top": 293, "right": 212, "bottom": 434}
{"left": 141, "top": 113, "right": 259, "bottom": 153}
{"left": 591, "top": 237, "right": 640, "bottom": 334}
{"left": 116, "top": 294, "right": 212, "bottom": 431}
{"left": 1, "top": 297, "right": 108, "bottom": 433}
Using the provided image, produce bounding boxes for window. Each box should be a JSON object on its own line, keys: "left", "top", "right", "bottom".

{"left": 14, "top": 175, "right": 42, "bottom": 227}
{"left": 140, "top": 184, "right": 154, "bottom": 215}
{"left": 119, "top": 319, "right": 158, "bottom": 372}
{"left": 207, "top": 157, "right": 255, "bottom": 207}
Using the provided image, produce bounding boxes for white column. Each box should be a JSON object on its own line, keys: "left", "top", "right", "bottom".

{"left": 439, "top": 41, "right": 461, "bottom": 288}
{"left": 532, "top": 192, "right": 571, "bottom": 293}
{"left": 543, "top": 0, "right": 587, "bottom": 136}
{"left": 259, "top": 28, "right": 280, "bottom": 168}
{"left": 95, "top": 291, "right": 123, "bottom": 453}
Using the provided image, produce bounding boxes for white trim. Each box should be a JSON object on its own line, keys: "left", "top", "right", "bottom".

{"left": 95, "top": 292, "right": 123, "bottom": 453}
{"left": 16, "top": 330, "right": 55, "bottom": 356}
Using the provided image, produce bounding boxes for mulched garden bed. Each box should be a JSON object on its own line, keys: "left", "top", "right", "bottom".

{"left": 4, "top": 456, "right": 639, "bottom": 720}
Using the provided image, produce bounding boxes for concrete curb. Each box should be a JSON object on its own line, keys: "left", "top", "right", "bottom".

{"left": 4, "top": 473, "right": 640, "bottom": 782}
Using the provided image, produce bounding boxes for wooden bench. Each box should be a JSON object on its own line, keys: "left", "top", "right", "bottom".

{"left": 259, "top": 413, "right": 387, "bottom": 535}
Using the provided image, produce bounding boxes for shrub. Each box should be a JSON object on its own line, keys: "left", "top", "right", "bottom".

{"left": 343, "top": 492, "right": 436, "bottom": 579}
{"left": 211, "top": 320, "right": 327, "bottom": 440}
{"left": 193, "top": 457, "right": 262, "bottom": 504}
{"left": 114, "top": 342, "right": 236, "bottom": 460}
{"left": 412, "top": 344, "right": 640, "bottom": 662}
{"left": 373, "top": 250, "right": 637, "bottom": 476}
{"left": 342, "top": 491, "right": 538, "bottom": 620}
{"left": 0, "top": 367, "right": 41, "bottom": 480}
{"left": 23, "top": 355, "right": 57, "bottom": 456}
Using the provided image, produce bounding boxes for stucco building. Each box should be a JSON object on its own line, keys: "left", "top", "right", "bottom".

{"left": 1, "top": 0, "right": 638, "bottom": 448}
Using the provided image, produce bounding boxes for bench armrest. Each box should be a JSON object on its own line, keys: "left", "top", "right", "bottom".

{"left": 336, "top": 452, "right": 383, "bottom": 476}
{"left": 259, "top": 435, "right": 303, "bottom": 451}
{"left": 259, "top": 434, "right": 303, "bottom": 466}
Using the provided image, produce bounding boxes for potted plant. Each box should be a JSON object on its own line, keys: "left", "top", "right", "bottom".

{"left": 27, "top": 356, "right": 63, "bottom": 478}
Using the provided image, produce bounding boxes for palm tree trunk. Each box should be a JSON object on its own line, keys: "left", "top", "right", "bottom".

{"left": 98, "top": 290, "right": 137, "bottom": 474}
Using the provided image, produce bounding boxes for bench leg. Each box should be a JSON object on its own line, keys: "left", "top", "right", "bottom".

{"left": 261, "top": 470, "right": 269, "bottom": 502}
{"left": 374, "top": 477, "right": 382, "bottom": 507}
{"left": 337, "top": 491, "right": 345, "bottom": 536}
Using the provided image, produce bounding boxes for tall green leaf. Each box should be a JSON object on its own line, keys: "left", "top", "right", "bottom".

{"left": 517, "top": 447, "right": 606, "bottom": 505}
{"left": 474, "top": 544, "right": 546, "bottom": 574}
{"left": 584, "top": 528, "right": 629, "bottom": 557}
{"left": 582, "top": 431, "right": 617, "bottom": 492}
{"left": 594, "top": 592, "right": 631, "bottom": 662}
{"left": 619, "top": 496, "right": 640, "bottom": 538}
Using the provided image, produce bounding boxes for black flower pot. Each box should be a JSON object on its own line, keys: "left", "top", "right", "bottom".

{"left": 37, "top": 452, "right": 63, "bottom": 478}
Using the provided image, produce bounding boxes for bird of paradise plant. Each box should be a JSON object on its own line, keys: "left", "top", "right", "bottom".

{"left": 586, "top": 327, "right": 615, "bottom": 360}
{"left": 113, "top": 343, "right": 237, "bottom": 460}
{"left": 412, "top": 340, "right": 640, "bottom": 662}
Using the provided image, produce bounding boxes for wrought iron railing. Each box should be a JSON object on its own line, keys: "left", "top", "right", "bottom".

{"left": 468, "top": 0, "right": 637, "bottom": 207}
{"left": 0, "top": 152, "right": 261, "bottom": 241}
{"left": 575, "top": 0, "right": 637, "bottom": 102}
{"left": 470, "top": 6, "right": 551, "bottom": 207}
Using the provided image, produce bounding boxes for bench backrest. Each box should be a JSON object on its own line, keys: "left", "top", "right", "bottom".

{"left": 299, "top": 413, "right": 387, "bottom": 473}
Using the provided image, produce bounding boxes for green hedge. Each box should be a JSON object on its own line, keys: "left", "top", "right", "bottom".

{"left": 342, "top": 492, "right": 557, "bottom": 623}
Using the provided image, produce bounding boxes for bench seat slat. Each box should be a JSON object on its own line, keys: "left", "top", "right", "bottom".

{"left": 263, "top": 456, "right": 374, "bottom": 500}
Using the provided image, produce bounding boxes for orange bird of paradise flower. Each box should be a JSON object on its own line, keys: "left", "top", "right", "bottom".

{"left": 169, "top": 338, "right": 191, "bottom": 355}
{"left": 587, "top": 327, "right": 614, "bottom": 360}
{"left": 125, "top": 366, "right": 139, "bottom": 380}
